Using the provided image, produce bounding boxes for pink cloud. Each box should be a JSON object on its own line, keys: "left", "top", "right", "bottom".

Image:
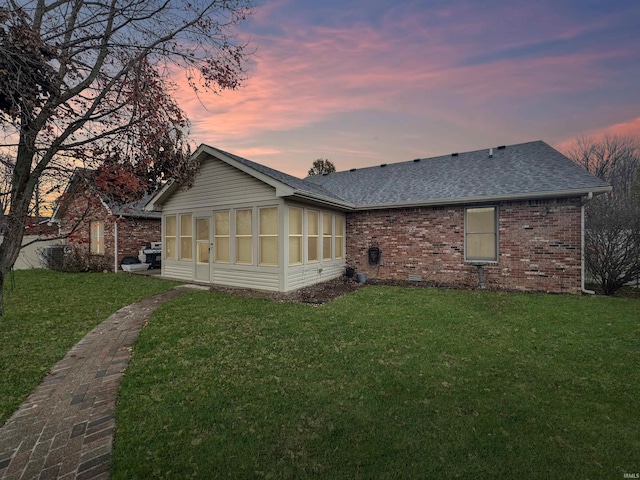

{"left": 555, "top": 117, "right": 640, "bottom": 152}
{"left": 169, "top": 2, "right": 638, "bottom": 175}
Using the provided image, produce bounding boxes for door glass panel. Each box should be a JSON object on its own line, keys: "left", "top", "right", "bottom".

{"left": 196, "top": 218, "right": 210, "bottom": 264}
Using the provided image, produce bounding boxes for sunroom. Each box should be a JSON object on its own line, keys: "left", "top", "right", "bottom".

{"left": 145, "top": 145, "right": 348, "bottom": 292}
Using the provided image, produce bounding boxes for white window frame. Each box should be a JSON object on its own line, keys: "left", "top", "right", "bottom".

{"left": 288, "top": 207, "right": 303, "bottom": 266}
{"left": 259, "top": 206, "right": 279, "bottom": 266}
{"left": 235, "top": 208, "right": 253, "bottom": 265}
{"left": 307, "top": 210, "right": 319, "bottom": 263}
{"left": 180, "top": 214, "right": 193, "bottom": 261}
{"left": 322, "top": 212, "right": 333, "bottom": 261}
{"left": 335, "top": 215, "right": 344, "bottom": 259}
{"left": 165, "top": 215, "right": 176, "bottom": 260}
{"left": 214, "top": 210, "right": 230, "bottom": 264}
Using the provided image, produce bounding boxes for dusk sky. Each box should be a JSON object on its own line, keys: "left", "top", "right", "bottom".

{"left": 175, "top": 0, "right": 640, "bottom": 178}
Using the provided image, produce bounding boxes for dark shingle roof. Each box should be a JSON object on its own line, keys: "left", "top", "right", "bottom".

{"left": 106, "top": 192, "right": 161, "bottom": 218}
{"left": 52, "top": 169, "right": 161, "bottom": 221}
{"left": 304, "top": 141, "right": 609, "bottom": 207}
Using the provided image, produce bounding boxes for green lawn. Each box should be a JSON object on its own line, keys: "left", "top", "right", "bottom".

{"left": 112, "top": 286, "right": 640, "bottom": 479}
{"left": 0, "top": 269, "right": 179, "bottom": 424}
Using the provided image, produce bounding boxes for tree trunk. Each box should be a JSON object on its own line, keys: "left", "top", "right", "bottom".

{"left": 0, "top": 131, "right": 38, "bottom": 315}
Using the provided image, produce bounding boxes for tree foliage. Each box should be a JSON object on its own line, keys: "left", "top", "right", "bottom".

{"left": 308, "top": 158, "right": 336, "bottom": 176}
{"left": 0, "top": 0, "right": 253, "bottom": 314}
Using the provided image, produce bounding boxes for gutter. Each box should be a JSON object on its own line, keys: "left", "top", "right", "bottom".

{"left": 581, "top": 192, "right": 595, "bottom": 295}
{"left": 353, "top": 186, "right": 612, "bottom": 211}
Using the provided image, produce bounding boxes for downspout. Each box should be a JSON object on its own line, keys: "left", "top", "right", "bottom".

{"left": 581, "top": 192, "right": 594, "bottom": 294}
{"left": 114, "top": 218, "right": 118, "bottom": 273}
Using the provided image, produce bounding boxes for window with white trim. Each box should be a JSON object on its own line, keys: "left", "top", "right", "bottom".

{"left": 259, "top": 207, "right": 278, "bottom": 266}
{"left": 236, "top": 209, "right": 252, "bottom": 264}
{"left": 289, "top": 207, "right": 303, "bottom": 265}
{"left": 165, "top": 215, "right": 176, "bottom": 259}
{"left": 465, "top": 207, "right": 498, "bottom": 261}
{"left": 214, "top": 211, "right": 230, "bottom": 263}
{"left": 322, "top": 213, "right": 333, "bottom": 260}
{"left": 335, "top": 215, "right": 344, "bottom": 259}
{"left": 307, "top": 210, "right": 319, "bottom": 263}
{"left": 180, "top": 214, "right": 193, "bottom": 261}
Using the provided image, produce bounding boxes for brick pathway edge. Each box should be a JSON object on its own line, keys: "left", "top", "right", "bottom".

{"left": 0, "top": 285, "right": 199, "bottom": 480}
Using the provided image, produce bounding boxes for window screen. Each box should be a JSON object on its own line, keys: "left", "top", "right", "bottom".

{"left": 465, "top": 207, "right": 497, "bottom": 261}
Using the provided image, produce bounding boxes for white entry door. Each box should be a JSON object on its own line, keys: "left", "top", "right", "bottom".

{"left": 195, "top": 216, "right": 211, "bottom": 281}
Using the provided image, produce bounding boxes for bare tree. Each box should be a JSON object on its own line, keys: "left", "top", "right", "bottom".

{"left": 564, "top": 135, "right": 640, "bottom": 198}
{"left": 0, "top": 0, "right": 253, "bottom": 314}
{"left": 308, "top": 159, "right": 336, "bottom": 176}
{"left": 564, "top": 135, "right": 640, "bottom": 294}
{"left": 584, "top": 196, "right": 640, "bottom": 295}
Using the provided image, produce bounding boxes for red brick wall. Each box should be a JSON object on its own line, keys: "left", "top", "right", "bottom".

{"left": 111, "top": 217, "right": 161, "bottom": 268}
{"left": 346, "top": 197, "right": 583, "bottom": 294}
{"left": 58, "top": 192, "right": 160, "bottom": 271}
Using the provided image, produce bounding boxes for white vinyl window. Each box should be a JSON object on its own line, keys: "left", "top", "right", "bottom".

{"left": 236, "top": 209, "right": 253, "bottom": 264}
{"left": 307, "top": 210, "right": 319, "bottom": 263}
{"left": 465, "top": 207, "right": 498, "bottom": 261}
{"left": 165, "top": 215, "right": 176, "bottom": 260}
{"left": 289, "top": 207, "right": 303, "bottom": 265}
{"left": 335, "top": 215, "right": 344, "bottom": 259}
{"left": 180, "top": 214, "right": 193, "bottom": 261}
{"left": 259, "top": 207, "right": 278, "bottom": 266}
{"left": 90, "top": 220, "right": 104, "bottom": 255}
{"left": 322, "top": 213, "right": 333, "bottom": 260}
{"left": 214, "top": 211, "right": 230, "bottom": 263}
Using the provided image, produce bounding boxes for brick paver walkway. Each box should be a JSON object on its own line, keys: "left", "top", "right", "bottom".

{"left": 0, "top": 285, "right": 198, "bottom": 480}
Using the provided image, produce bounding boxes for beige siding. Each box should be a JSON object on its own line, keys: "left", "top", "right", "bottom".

{"left": 286, "top": 261, "right": 345, "bottom": 291}
{"left": 213, "top": 266, "right": 280, "bottom": 291}
{"left": 158, "top": 159, "right": 347, "bottom": 292}
{"left": 162, "top": 261, "right": 193, "bottom": 281}
{"left": 162, "top": 156, "right": 276, "bottom": 211}
{"left": 1, "top": 235, "right": 62, "bottom": 270}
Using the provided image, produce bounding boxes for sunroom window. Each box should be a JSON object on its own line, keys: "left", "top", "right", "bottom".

{"left": 289, "top": 207, "right": 303, "bottom": 265}
{"left": 180, "top": 214, "right": 193, "bottom": 261}
{"left": 165, "top": 215, "right": 176, "bottom": 259}
{"left": 214, "top": 211, "right": 230, "bottom": 263}
{"left": 236, "top": 209, "right": 252, "bottom": 264}
{"left": 259, "top": 207, "right": 278, "bottom": 266}
{"left": 322, "top": 213, "right": 333, "bottom": 260}
{"left": 307, "top": 210, "right": 319, "bottom": 263}
{"left": 335, "top": 216, "right": 344, "bottom": 259}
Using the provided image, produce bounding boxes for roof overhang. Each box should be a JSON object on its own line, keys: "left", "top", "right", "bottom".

{"left": 289, "top": 191, "right": 355, "bottom": 211}
{"left": 350, "top": 186, "right": 612, "bottom": 211}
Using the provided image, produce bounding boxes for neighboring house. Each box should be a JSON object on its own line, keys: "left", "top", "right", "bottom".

{"left": 145, "top": 141, "right": 610, "bottom": 294}
{"left": 0, "top": 217, "right": 60, "bottom": 270}
{"left": 51, "top": 169, "right": 161, "bottom": 271}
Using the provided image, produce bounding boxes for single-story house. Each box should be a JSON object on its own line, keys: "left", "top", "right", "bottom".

{"left": 145, "top": 141, "right": 610, "bottom": 294}
{"left": 51, "top": 169, "right": 162, "bottom": 271}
